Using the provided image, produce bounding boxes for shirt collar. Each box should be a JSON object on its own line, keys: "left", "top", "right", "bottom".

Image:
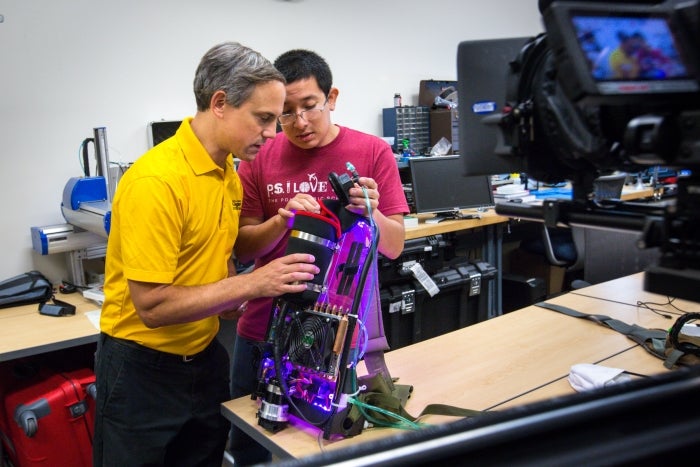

{"left": 176, "top": 117, "right": 232, "bottom": 175}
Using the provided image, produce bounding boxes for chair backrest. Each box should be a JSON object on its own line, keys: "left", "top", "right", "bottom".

{"left": 522, "top": 173, "right": 627, "bottom": 282}
{"left": 593, "top": 173, "right": 627, "bottom": 201}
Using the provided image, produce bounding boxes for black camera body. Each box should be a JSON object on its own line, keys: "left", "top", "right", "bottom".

{"left": 478, "top": 1, "right": 700, "bottom": 301}
{"left": 496, "top": 0, "right": 700, "bottom": 185}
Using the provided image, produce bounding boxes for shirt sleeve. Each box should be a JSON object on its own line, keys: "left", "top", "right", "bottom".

{"left": 238, "top": 159, "right": 265, "bottom": 219}
{"left": 118, "top": 176, "right": 183, "bottom": 284}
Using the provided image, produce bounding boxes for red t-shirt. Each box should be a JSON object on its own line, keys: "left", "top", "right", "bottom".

{"left": 236, "top": 126, "right": 409, "bottom": 342}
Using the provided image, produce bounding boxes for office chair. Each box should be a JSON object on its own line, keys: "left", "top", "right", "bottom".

{"left": 518, "top": 173, "right": 627, "bottom": 292}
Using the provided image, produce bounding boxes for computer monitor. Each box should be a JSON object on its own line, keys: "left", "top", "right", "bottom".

{"left": 409, "top": 156, "right": 494, "bottom": 221}
{"left": 148, "top": 120, "right": 182, "bottom": 148}
{"left": 457, "top": 37, "right": 532, "bottom": 177}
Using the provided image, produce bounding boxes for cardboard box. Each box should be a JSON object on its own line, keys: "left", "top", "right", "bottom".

{"left": 430, "top": 109, "right": 459, "bottom": 154}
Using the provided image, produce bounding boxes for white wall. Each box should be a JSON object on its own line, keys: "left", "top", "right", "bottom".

{"left": 0, "top": 0, "right": 543, "bottom": 284}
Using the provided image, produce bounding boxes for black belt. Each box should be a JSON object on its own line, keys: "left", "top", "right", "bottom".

{"left": 103, "top": 333, "right": 214, "bottom": 363}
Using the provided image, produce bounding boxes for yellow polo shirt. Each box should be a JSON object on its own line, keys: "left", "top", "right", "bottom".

{"left": 609, "top": 48, "right": 639, "bottom": 79}
{"left": 100, "top": 117, "right": 241, "bottom": 355}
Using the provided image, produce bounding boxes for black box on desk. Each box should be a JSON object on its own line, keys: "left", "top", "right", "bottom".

{"left": 380, "top": 260, "right": 492, "bottom": 350}
{"left": 502, "top": 273, "right": 547, "bottom": 313}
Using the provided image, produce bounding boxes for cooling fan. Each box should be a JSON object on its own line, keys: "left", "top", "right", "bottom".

{"left": 286, "top": 310, "right": 342, "bottom": 376}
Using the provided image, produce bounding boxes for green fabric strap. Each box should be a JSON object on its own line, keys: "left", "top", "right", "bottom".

{"left": 360, "top": 393, "right": 482, "bottom": 424}
{"left": 535, "top": 301, "right": 668, "bottom": 360}
{"left": 663, "top": 348, "right": 686, "bottom": 369}
{"left": 355, "top": 373, "right": 483, "bottom": 427}
{"left": 417, "top": 403, "right": 484, "bottom": 419}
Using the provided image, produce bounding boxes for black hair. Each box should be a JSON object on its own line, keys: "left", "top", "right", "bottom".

{"left": 274, "top": 49, "right": 333, "bottom": 96}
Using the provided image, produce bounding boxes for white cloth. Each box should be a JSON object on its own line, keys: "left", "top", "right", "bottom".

{"left": 568, "top": 363, "right": 631, "bottom": 392}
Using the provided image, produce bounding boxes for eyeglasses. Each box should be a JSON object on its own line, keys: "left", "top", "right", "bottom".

{"left": 277, "top": 99, "right": 328, "bottom": 126}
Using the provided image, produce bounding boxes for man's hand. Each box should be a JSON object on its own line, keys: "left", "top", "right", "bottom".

{"left": 248, "top": 253, "right": 319, "bottom": 297}
{"left": 277, "top": 193, "right": 321, "bottom": 222}
{"left": 347, "top": 176, "right": 379, "bottom": 216}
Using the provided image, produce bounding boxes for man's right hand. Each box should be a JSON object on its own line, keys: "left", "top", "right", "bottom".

{"left": 250, "top": 253, "right": 319, "bottom": 297}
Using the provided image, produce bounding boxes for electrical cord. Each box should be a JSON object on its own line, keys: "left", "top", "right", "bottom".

{"left": 59, "top": 280, "right": 91, "bottom": 292}
{"left": 355, "top": 316, "right": 369, "bottom": 362}
{"left": 344, "top": 350, "right": 426, "bottom": 432}
{"left": 79, "top": 138, "right": 94, "bottom": 177}
{"left": 348, "top": 396, "right": 426, "bottom": 431}
{"left": 78, "top": 137, "right": 129, "bottom": 178}
{"left": 635, "top": 300, "right": 673, "bottom": 319}
{"left": 635, "top": 295, "right": 694, "bottom": 320}
{"left": 351, "top": 183, "right": 378, "bottom": 364}
{"left": 669, "top": 312, "right": 700, "bottom": 356}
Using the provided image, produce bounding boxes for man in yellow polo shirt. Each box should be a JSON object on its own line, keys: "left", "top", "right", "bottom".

{"left": 93, "top": 42, "right": 320, "bottom": 467}
{"left": 609, "top": 31, "right": 641, "bottom": 79}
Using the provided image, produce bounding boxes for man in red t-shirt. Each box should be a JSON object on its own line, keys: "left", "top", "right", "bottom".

{"left": 229, "top": 49, "right": 409, "bottom": 465}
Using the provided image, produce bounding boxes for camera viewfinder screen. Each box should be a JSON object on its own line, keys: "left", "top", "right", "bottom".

{"left": 571, "top": 14, "right": 690, "bottom": 82}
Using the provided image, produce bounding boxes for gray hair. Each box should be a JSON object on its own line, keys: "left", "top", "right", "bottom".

{"left": 193, "top": 42, "right": 284, "bottom": 111}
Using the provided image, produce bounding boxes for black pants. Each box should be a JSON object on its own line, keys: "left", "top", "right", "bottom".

{"left": 229, "top": 336, "right": 271, "bottom": 465}
{"left": 93, "top": 333, "right": 231, "bottom": 467}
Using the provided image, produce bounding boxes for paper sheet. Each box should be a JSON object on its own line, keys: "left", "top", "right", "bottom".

{"left": 85, "top": 309, "right": 101, "bottom": 330}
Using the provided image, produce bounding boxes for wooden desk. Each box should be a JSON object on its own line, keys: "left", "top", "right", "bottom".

{"left": 221, "top": 274, "right": 683, "bottom": 460}
{"left": 404, "top": 209, "right": 508, "bottom": 241}
{"left": 570, "top": 271, "right": 697, "bottom": 318}
{"left": 0, "top": 293, "right": 100, "bottom": 362}
{"left": 504, "top": 274, "right": 686, "bottom": 411}
{"left": 499, "top": 345, "right": 669, "bottom": 410}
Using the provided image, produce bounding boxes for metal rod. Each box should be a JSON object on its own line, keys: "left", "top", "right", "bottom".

{"left": 93, "top": 127, "right": 113, "bottom": 202}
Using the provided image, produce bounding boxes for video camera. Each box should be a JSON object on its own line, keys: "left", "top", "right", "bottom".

{"left": 496, "top": 0, "right": 700, "bottom": 187}
{"left": 468, "top": 0, "right": 700, "bottom": 300}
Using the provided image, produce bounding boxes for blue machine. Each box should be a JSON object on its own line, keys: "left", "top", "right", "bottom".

{"left": 60, "top": 176, "right": 111, "bottom": 238}
{"left": 59, "top": 127, "right": 115, "bottom": 239}
{"left": 31, "top": 223, "right": 105, "bottom": 255}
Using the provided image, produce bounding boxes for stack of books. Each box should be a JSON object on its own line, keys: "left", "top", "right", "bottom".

{"left": 493, "top": 184, "right": 536, "bottom": 204}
